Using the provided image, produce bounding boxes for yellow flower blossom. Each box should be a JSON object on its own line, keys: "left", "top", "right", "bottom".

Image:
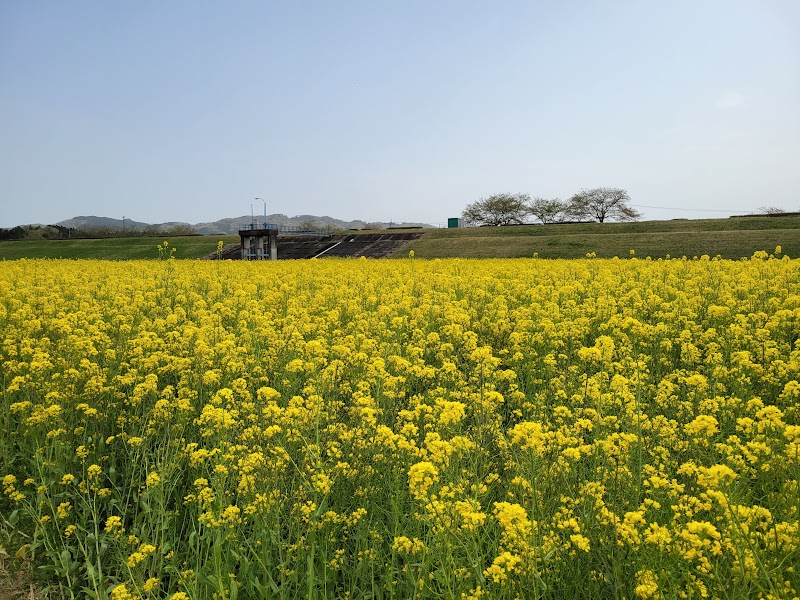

{"left": 104, "top": 516, "right": 124, "bottom": 533}
{"left": 408, "top": 461, "right": 439, "bottom": 500}
{"left": 391, "top": 536, "right": 426, "bottom": 554}
{"left": 635, "top": 569, "right": 659, "bottom": 599}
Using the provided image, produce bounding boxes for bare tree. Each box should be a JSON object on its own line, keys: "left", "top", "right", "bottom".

{"left": 528, "top": 197, "right": 568, "bottom": 224}
{"left": 298, "top": 219, "right": 322, "bottom": 232}
{"left": 462, "top": 193, "right": 530, "bottom": 227}
{"left": 566, "top": 187, "right": 641, "bottom": 223}
{"left": 758, "top": 206, "right": 785, "bottom": 215}
{"left": 165, "top": 224, "right": 198, "bottom": 236}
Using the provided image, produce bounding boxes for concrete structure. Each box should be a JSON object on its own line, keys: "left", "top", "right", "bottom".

{"left": 277, "top": 232, "right": 422, "bottom": 259}
{"left": 239, "top": 224, "right": 278, "bottom": 260}
{"left": 214, "top": 232, "right": 423, "bottom": 261}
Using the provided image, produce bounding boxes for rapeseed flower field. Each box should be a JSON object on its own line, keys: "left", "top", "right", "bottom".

{"left": 1, "top": 254, "right": 799, "bottom": 599}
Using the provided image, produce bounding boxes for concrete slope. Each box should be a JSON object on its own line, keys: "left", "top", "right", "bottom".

{"left": 210, "top": 232, "right": 423, "bottom": 260}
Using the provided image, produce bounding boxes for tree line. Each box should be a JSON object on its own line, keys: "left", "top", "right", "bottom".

{"left": 0, "top": 224, "right": 200, "bottom": 241}
{"left": 462, "top": 187, "right": 641, "bottom": 226}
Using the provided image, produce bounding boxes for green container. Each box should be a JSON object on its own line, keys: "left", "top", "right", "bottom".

{"left": 448, "top": 217, "right": 462, "bottom": 229}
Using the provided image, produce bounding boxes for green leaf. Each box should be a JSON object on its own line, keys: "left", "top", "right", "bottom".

{"left": 60, "top": 549, "right": 72, "bottom": 570}
{"left": 229, "top": 578, "right": 239, "bottom": 600}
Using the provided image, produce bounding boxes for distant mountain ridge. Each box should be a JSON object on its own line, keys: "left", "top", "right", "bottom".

{"left": 56, "top": 215, "right": 432, "bottom": 234}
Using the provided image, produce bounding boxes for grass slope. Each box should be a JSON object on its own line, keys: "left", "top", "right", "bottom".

{"left": 397, "top": 216, "right": 800, "bottom": 259}
{"left": 1, "top": 216, "right": 798, "bottom": 260}
{"left": 0, "top": 235, "right": 239, "bottom": 260}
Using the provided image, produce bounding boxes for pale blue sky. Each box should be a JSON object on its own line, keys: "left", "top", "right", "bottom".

{"left": 1, "top": 1, "right": 799, "bottom": 227}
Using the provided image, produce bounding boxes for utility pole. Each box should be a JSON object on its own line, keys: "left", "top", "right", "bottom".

{"left": 255, "top": 197, "right": 265, "bottom": 228}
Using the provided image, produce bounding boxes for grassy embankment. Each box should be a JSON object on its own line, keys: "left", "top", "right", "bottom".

{"left": 0, "top": 235, "right": 239, "bottom": 260}
{"left": 0, "top": 216, "right": 798, "bottom": 260}
{"left": 395, "top": 215, "right": 800, "bottom": 259}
